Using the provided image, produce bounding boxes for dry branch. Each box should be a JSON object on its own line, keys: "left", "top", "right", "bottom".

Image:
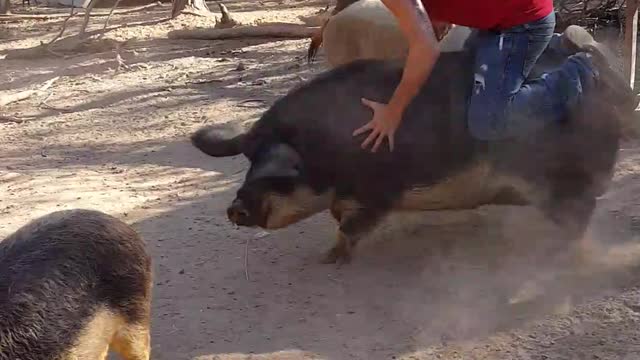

{"left": 218, "top": 2, "right": 231, "bottom": 22}
{"left": 48, "top": 6, "right": 78, "bottom": 46}
{"left": 214, "top": 2, "right": 237, "bottom": 28}
{"left": 167, "top": 23, "right": 319, "bottom": 40}
{"left": 114, "top": 41, "right": 130, "bottom": 72}
{"left": 40, "top": 102, "right": 72, "bottom": 112}
{"left": 0, "top": 115, "right": 26, "bottom": 123}
{"left": 0, "top": 2, "right": 161, "bottom": 22}
{"left": 236, "top": 99, "right": 265, "bottom": 108}
{"left": 0, "top": 78, "right": 59, "bottom": 106}
{"left": 178, "top": 9, "right": 212, "bottom": 17}
{"left": 244, "top": 237, "right": 250, "bottom": 281}
{"left": 101, "top": 0, "right": 122, "bottom": 34}
{"left": 79, "top": 0, "right": 99, "bottom": 36}
{"left": 0, "top": 77, "right": 60, "bottom": 107}
{"left": 38, "top": 91, "right": 69, "bottom": 113}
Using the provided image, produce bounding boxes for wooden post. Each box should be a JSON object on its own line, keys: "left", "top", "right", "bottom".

{"left": 624, "top": 0, "right": 638, "bottom": 89}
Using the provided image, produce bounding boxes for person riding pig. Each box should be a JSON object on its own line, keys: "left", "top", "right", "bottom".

{"left": 354, "top": 0, "right": 628, "bottom": 152}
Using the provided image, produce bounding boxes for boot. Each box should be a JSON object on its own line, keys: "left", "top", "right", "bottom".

{"left": 560, "top": 25, "right": 636, "bottom": 110}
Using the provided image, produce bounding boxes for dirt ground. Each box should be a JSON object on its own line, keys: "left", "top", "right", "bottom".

{"left": 2, "top": 1, "right": 640, "bottom": 359}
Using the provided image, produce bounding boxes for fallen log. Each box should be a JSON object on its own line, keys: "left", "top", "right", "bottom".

{"left": 167, "top": 23, "right": 319, "bottom": 40}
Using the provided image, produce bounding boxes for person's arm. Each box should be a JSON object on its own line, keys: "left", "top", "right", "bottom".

{"left": 354, "top": 0, "right": 441, "bottom": 152}
{"left": 382, "top": 0, "right": 440, "bottom": 118}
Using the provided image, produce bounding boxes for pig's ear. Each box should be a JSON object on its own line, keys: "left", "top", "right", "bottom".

{"left": 246, "top": 143, "right": 302, "bottom": 180}
{"left": 191, "top": 124, "right": 246, "bottom": 157}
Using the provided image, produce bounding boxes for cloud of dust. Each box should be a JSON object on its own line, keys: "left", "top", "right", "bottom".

{"left": 370, "top": 21, "right": 640, "bottom": 351}
{"left": 379, "top": 195, "right": 640, "bottom": 352}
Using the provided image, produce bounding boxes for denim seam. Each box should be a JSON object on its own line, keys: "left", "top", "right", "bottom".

{"left": 497, "top": 33, "right": 515, "bottom": 132}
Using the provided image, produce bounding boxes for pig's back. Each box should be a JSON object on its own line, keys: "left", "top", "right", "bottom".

{"left": 269, "top": 54, "right": 480, "bottom": 190}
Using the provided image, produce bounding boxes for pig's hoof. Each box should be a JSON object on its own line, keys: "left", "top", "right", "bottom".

{"left": 320, "top": 246, "right": 352, "bottom": 265}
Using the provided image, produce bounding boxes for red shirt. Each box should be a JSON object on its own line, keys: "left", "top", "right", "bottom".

{"left": 422, "top": 0, "right": 554, "bottom": 30}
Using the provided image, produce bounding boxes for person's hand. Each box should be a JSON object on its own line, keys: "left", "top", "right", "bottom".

{"left": 352, "top": 98, "right": 403, "bottom": 153}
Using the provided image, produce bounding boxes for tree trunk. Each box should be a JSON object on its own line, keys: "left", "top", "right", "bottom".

{"left": 0, "top": 0, "right": 10, "bottom": 15}
{"left": 171, "top": 0, "right": 210, "bottom": 18}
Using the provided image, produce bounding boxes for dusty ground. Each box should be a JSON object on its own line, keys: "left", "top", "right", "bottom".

{"left": 2, "top": 1, "right": 640, "bottom": 359}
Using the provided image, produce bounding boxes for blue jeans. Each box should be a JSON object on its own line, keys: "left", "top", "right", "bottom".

{"left": 468, "top": 11, "right": 597, "bottom": 140}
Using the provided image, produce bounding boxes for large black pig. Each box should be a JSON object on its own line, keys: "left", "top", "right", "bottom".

{"left": 192, "top": 29, "right": 635, "bottom": 264}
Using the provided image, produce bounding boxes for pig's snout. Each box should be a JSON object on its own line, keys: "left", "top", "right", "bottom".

{"left": 227, "top": 199, "right": 251, "bottom": 226}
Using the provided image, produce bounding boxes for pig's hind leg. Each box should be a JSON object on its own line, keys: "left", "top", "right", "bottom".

{"left": 509, "top": 177, "right": 597, "bottom": 304}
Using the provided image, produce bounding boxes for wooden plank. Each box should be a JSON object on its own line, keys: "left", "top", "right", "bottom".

{"left": 624, "top": 0, "right": 639, "bottom": 89}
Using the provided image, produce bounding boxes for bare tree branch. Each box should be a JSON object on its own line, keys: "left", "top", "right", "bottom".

{"left": 101, "top": 0, "right": 122, "bottom": 35}
{"left": 114, "top": 41, "right": 130, "bottom": 72}
{"left": 0, "top": 115, "right": 27, "bottom": 124}
{"left": 48, "top": 5, "right": 78, "bottom": 46}
{"left": 79, "top": 0, "right": 100, "bottom": 36}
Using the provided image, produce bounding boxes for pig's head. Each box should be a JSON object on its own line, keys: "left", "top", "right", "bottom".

{"left": 191, "top": 124, "right": 332, "bottom": 230}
